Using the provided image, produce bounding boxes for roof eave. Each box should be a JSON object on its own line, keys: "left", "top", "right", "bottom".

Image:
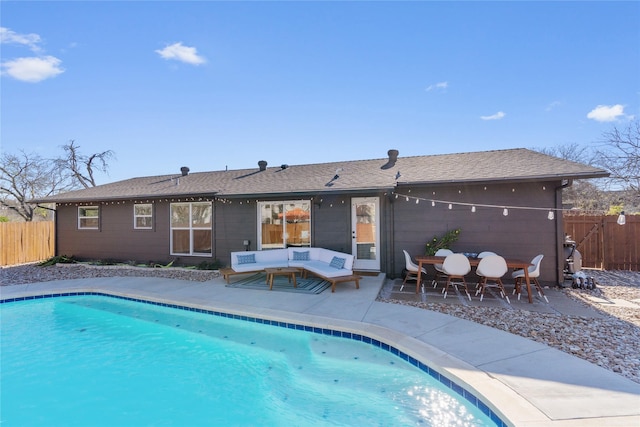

{"left": 30, "top": 191, "right": 219, "bottom": 204}
{"left": 396, "top": 171, "right": 610, "bottom": 187}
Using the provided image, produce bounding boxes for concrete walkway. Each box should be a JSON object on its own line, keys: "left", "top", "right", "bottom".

{"left": 2, "top": 274, "right": 639, "bottom": 427}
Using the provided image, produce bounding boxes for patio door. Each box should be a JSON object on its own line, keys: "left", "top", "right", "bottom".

{"left": 351, "top": 197, "right": 380, "bottom": 271}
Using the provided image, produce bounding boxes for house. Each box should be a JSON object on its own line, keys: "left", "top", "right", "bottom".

{"left": 33, "top": 148, "right": 608, "bottom": 285}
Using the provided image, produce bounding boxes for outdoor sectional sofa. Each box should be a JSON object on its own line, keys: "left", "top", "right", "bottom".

{"left": 224, "top": 248, "right": 360, "bottom": 292}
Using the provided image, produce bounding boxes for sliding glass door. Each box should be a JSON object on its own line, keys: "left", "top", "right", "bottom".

{"left": 259, "top": 201, "right": 311, "bottom": 249}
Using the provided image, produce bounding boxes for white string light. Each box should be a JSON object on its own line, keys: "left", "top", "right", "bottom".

{"left": 617, "top": 211, "right": 626, "bottom": 225}
{"left": 392, "top": 191, "right": 574, "bottom": 218}
{"left": 394, "top": 192, "right": 567, "bottom": 212}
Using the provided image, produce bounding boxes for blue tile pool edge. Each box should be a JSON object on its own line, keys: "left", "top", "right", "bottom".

{"left": 2, "top": 291, "right": 508, "bottom": 427}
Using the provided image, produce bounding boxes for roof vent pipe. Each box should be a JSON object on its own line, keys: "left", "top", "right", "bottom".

{"left": 180, "top": 167, "right": 190, "bottom": 176}
{"left": 388, "top": 149, "right": 399, "bottom": 163}
{"left": 381, "top": 149, "right": 399, "bottom": 170}
{"left": 258, "top": 160, "right": 268, "bottom": 171}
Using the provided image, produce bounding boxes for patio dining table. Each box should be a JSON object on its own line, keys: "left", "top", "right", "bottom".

{"left": 414, "top": 255, "right": 536, "bottom": 303}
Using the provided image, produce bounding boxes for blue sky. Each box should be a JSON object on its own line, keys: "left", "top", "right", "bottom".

{"left": 2, "top": 1, "right": 638, "bottom": 184}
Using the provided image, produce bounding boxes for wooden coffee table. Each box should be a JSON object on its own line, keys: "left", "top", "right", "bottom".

{"left": 264, "top": 267, "right": 299, "bottom": 290}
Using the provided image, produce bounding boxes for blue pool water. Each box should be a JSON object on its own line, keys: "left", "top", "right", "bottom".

{"left": 1, "top": 295, "right": 499, "bottom": 426}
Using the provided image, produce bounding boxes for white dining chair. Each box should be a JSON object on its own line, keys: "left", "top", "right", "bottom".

{"left": 432, "top": 248, "right": 453, "bottom": 289}
{"left": 441, "top": 253, "right": 472, "bottom": 301}
{"left": 475, "top": 255, "right": 510, "bottom": 303}
{"left": 477, "top": 251, "right": 497, "bottom": 258}
{"left": 401, "top": 250, "right": 427, "bottom": 292}
{"left": 512, "top": 254, "right": 548, "bottom": 302}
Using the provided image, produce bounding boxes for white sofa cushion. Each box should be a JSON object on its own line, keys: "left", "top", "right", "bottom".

{"left": 303, "top": 260, "right": 353, "bottom": 278}
{"left": 231, "top": 249, "right": 288, "bottom": 272}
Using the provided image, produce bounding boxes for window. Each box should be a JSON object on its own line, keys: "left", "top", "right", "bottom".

{"left": 78, "top": 206, "right": 99, "bottom": 230}
{"left": 170, "top": 202, "right": 212, "bottom": 256}
{"left": 258, "top": 201, "right": 311, "bottom": 249}
{"left": 134, "top": 204, "right": 153, "bottom": 229}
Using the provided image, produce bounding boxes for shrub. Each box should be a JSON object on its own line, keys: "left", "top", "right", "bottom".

{"left": 196, "top": 260, "right": 224, "bottom": 270}
{"left": 425, "top": 228, "right": 461, "bottom": 255}
{"left": 38, "top": 255, "right": 77, "bottom": 266}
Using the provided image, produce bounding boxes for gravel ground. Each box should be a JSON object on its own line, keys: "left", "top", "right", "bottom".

{"left": 2, "top": 263, "right": 639, "bottom": 384}
{"left": 0, "top": 263, "right": 221, "bottom": 284}
{"left": 380, "top": 270, "right": 640, "bottom": 384}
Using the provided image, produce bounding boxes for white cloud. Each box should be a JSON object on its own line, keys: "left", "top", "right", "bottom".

{"left": 545, "top": 101, "right": 562, "bottom": 112}
{"left": 0, "top": 27, "right": 43, "bottom": 52}
{"left": 1, "top": 27, "right": 64, "bottom": 82}
{"left": 480, "top": 111, "right": 505, "bottom": 121}
{"left": 155, "top": 42, "right": 206, "bottom": 65}
{"left": 586, "top": 104, "right": 629, "bottom": 122}
{"left": 1, "top": 56, "right": 64, "bottom": 82}
{"left": 425, "top": 81, "right": 448, "bottom": 92}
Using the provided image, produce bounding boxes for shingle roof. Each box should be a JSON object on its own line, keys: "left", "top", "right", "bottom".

{"left": 33, "top": 148, "right": 609, "bottom": 203}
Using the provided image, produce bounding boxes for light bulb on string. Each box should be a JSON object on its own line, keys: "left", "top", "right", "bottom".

{"left": 471, "top": 206, "right": 476, "bottom": 213}
{"left": 547, "top": 211, "right": 554, "bottom": 220}
{"left": 448, "top": 204, "right": 452, "bottom": 210}
{"left": 415, "top": 199, "right": 419, "bottom": 204}
{"left": 617, "top": 211, "right": 626, "bottom": 225}
{"left": 503, "top": 208, "right": 509, "bottom": 216}
{"left": 431, "top": 201, "right": 435, "bottom": 207}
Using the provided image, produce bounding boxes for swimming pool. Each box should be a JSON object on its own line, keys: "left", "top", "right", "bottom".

{"left": 1, "top": 294, "right": 502, "bottom": 426}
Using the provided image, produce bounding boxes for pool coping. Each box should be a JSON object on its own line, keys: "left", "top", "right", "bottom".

{"left": 2, "top": 275, "right": 639, "bottom": 427}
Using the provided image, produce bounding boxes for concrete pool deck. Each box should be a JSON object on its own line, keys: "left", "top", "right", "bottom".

{"left": 2, "top": 273, "right": 639, "bottom": 427}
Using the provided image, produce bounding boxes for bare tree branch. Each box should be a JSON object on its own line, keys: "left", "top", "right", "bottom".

{"left": 0, "top": 151, "right": 75, "bottom": 221}
{"left": 61, "top": 140, "right": 115, "bottom": 188}
{"left": 594, "top": 120, "right": 640, "bottom": 193}
{"left": 534, "top": 142, "right": 595, "bottom": 165}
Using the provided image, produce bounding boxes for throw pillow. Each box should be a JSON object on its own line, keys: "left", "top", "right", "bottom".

{"left": 237, "top": 253, "right": 256, "bottom": 264}
{"left": 329, "top": 256, "right": 346, "bottom": 269}
{"left": 292, "top": 251, "right": 310, "bottom": 261}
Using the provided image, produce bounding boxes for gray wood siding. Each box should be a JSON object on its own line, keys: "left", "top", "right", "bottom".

{"left": 214, "top": 201, "right": 258, "bottom": 267}
{"left": 312, "top": 196, "right": 352, "bottom": 254}
{"left": 393, "top": 182, "right": 562, "bottom": 283}
{"left": 53, "top": 181, "right": 563, "bottom": 283}
{"left": 56, "top": 201, "right": 210, "bottom": 266}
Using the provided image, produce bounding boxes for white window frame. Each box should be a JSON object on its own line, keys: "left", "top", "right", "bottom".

{"left": 257, "top": 200, "right": 311, "bottom": 250}
{"left": 170, "top": 202, "right": 212, "bottom": 257}
{"left": 78, "top": 206, "right": 100, "bottom": 230}
{"left": 133, "top": 203, "right": 154, "bottom": 230}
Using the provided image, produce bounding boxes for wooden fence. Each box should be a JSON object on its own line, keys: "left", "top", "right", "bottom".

{"left": 0, "top": 221, "right": 55, "bottom": 266}
{"left": 564, "top": 214, "right": 639, "bottom": 271}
